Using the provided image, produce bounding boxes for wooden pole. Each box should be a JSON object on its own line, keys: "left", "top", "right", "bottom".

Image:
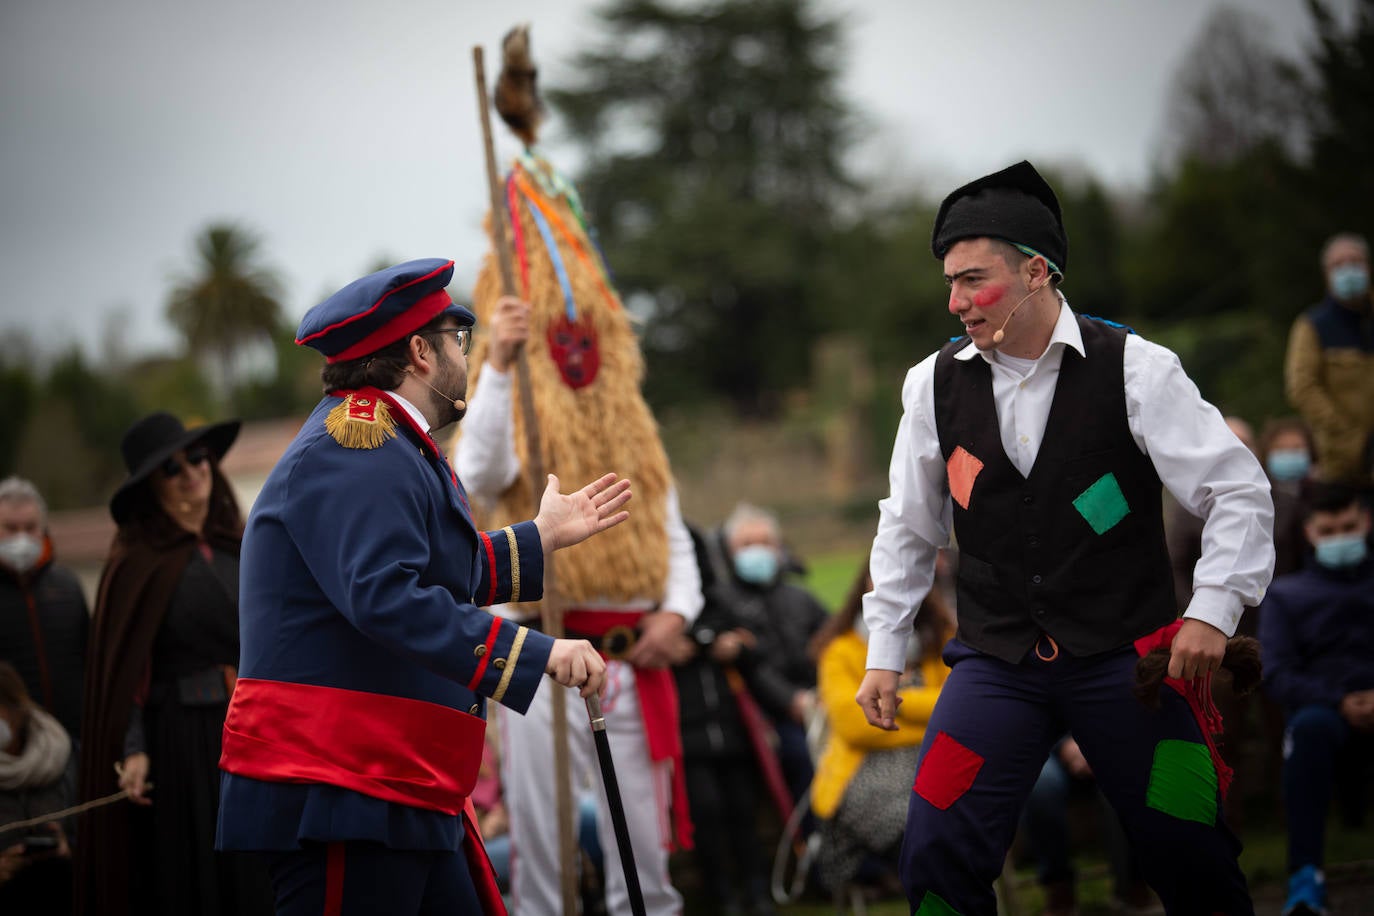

{"left": 473, "top": 45, "right": 578, "bottom": 916}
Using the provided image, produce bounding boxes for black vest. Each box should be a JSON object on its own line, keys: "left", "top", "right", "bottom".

{"left": 933, "top": 316, "right": 1176, "bottom": 663}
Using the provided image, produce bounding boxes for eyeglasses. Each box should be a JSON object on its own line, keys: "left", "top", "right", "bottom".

{"left": 159, "top": 445, "right": 211, "bottom": 478}
{"left": 421, "top": 327, "right": 472, "bottom": 356}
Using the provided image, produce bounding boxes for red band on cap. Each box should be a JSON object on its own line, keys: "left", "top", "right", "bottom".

{"left": 297, "top": 260, "right": 453, "bottom": 348}
{"left": 325, "top": 288, "right": 456, "bottom": 363}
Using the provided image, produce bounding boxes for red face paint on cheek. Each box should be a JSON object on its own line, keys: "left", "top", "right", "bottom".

{"left": 972, "top": 284, "right": 1007, "bottom": 309}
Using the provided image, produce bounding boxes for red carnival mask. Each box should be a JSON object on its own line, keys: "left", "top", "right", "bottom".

{"left": 546, "top": 314, "right": 600, "bottom": 389}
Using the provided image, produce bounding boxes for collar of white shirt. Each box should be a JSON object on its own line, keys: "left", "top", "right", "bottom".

{"left": 386, "top": 390, "right": 430, "bottom": 434}
{"left": 954, "top": 295, "right": 1086, "bottom": 365}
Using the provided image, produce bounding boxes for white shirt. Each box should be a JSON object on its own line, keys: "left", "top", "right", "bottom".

{"left": 455, "top": 364, "right": 704, "bottom": 623}
{"left": 387, "top": 391, "right": 430, "bottom": 434}
{"left": 863, "top": 300, "right": 1275, "bottom": 672}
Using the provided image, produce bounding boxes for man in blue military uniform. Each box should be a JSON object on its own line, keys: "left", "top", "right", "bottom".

{"left": 217, "top": 258, "right": 631, "bottom": 915}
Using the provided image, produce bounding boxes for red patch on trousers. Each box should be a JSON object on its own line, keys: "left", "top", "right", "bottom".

{"left": 913, "top": 731, "right": 985, "bottom": 810}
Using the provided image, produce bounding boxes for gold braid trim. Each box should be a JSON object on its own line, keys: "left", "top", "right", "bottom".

{"left": 325, "top": 394, "right": 396, "bottom": 450}
{"left": 491, "top": 626, "right": 528, "bottom": 705}
{"left": 502, "top": 526, "right": 521, "bottom": 603}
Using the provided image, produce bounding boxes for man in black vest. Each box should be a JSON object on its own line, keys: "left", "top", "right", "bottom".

{"left": 855, "top": 161, "right": 1275, "bottom": 915}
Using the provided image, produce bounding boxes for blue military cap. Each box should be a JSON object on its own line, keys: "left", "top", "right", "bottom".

{"left": 296, "top": 258, "right": 476, "bottom": 363}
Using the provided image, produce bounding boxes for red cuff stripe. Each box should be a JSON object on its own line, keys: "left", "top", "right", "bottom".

{"left": 324, "top": 842, "right": 345, "bottom": 916}
{"left": 467, "top": 618, "right": 503, "bottom": 691}
{"left": 479, "top": 532, "right": 499, "bottom": 606}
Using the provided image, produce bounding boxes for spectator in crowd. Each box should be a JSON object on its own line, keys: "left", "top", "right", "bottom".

{"left": 809, "top": 554, "right": 953, "bottom": 901}
{"left": 0, "top": 660, "right": 74, "bottom": 913}
{"left": 1258, "top": 482, "right": 1374, "bottom": 916}
{"left": 711, "top": 503, "right": 830, "bottom": 828}
{"left": 0, "top": 477, "right": 87, "bottom": 742}
{"left": 1020, "top": 735, "right": 1156, "bottom": 915}
{"left": 74, "top": 412, "right": 272, "bottom": 916}
{"left": 1258, "top": 417, "right": 1318, "bottom": 578}
{"left": 673, "top": 523, "right": 776, "bottom": 916}
{"left": 1285, "top": 232, "right": 1374, "bottom": 490}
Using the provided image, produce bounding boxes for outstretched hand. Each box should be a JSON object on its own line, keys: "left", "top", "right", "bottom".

{"left": 533, "top": 473, "right": 632, "bottom": 553}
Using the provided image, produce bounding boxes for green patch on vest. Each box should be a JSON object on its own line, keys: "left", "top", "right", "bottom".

{"left": 915, "top": 890, "right": 962, "bottom": 916}
{"left": 1072, "top": 472, "right": 1130, "bottom": 534}
{"left": 1146, "top": 739, "right": 1218, "bottom": 825}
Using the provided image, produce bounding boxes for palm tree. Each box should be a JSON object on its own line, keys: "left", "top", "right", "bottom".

{"left": 166, "top": 223, "right": 284, "bottom": 405}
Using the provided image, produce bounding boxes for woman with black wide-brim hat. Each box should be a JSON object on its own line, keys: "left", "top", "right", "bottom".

{"left": 74, "top": 412, "right": 272, "bottom": 916}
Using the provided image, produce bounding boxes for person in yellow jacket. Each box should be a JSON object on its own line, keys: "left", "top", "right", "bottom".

{"left": 808, "top": 553, "right": 955, "bottom": 896}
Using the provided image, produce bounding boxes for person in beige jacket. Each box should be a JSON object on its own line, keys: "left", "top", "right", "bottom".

{"left": 1284, "top": 232, "right": 1374, "bottom": 489}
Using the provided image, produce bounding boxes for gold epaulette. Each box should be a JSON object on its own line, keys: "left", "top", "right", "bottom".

{"left": 325, "top": 393, "right": 396, "bottom": 449}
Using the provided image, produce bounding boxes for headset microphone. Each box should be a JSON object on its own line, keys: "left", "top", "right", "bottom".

{"left": 415, "top": 373, "right": 467, "bottom": 412}
{"left": 991, "top": 279, "right": 1049, "bottom": 346}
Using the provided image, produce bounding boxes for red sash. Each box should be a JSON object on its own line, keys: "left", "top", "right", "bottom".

{"left": 565, "top": 610, "right": 695, "bottom": 851}
{"left": 219, "top": 678, "right": 485, "bottom": 815}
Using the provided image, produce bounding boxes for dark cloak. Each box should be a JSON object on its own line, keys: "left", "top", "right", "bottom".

{"left": 73, "top": 506, "right": 241, "bottom": 916}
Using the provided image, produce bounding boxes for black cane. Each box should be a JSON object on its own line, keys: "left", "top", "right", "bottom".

{"left": 585, "top": 694, "right": 648, "bottom": 916}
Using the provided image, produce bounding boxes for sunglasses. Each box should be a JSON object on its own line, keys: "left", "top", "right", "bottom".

{"left": 160, "top": 445, "right": 211, "bottom": 478}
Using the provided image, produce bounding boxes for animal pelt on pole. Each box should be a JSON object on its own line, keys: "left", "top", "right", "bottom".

{"left": 1132, "top": 636, "right": 1262, "bottom": 710}
{"left": 494, "top": 24, "right": 543, "bottom": 148}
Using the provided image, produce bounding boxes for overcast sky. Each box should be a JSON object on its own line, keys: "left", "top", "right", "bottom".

{"left": 0, "top": 0, "right": 1341, "bottom": 362}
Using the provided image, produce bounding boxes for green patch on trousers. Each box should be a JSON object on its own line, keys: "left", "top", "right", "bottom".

{"left": 915, "top": 890, "right": 961, "bottom": 916}
{"left": 1145, "top": 738, "right": 1218, "bottom": 825}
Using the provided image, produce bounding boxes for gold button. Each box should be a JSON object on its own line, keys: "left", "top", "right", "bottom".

{"left": 493, "top": 658, "right": 507, "bottom": 670}
{"left": 474, "top": 645, "right": 487, "bottom": 658}
{"left": 469, "top": 704, "right": 480, "bottom": 715}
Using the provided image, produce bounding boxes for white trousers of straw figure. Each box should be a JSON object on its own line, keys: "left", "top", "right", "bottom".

{"left": 502, "top": 660, "right": 681, "bottom": 915}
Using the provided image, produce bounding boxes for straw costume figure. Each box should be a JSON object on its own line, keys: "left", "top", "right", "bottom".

{"left": 453, "top": 25, "right": 703, "bottom": 916}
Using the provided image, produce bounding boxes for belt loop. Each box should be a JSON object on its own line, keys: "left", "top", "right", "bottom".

{"left": 1034, "top": 633, "right": 1060, "bottom": 663}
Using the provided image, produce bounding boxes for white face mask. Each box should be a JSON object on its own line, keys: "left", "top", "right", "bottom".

{"left": 0, "top": 533, "right": 42, "bottom": 574}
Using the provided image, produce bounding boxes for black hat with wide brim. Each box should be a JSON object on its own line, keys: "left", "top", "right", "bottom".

{"left": 109, "top": 412, "right": 241, "bottom": 524}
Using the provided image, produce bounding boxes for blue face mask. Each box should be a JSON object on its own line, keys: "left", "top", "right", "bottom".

{"left": 733, "top": 544, "right": 780, "bottom": 586}
{"left": 1266, "top": 449, "right": 1311, "bottom": 482}
{"left": 1330, "top": 264, "right": 1370, "bottom": 301}
{"left": 1314, "top": 533, "right": 1368, "bottom": 570}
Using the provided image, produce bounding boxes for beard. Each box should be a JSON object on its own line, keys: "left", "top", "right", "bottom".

{"left": 428, "top": 350, "right": 468, "bottom": 429}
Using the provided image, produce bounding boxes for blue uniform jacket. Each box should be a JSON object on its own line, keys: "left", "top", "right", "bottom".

{"left": 1258, "top": 555, "right": 1374, "bottom": 714}
{"left": 217, "top": 393, "right": 555, "bottom": 852}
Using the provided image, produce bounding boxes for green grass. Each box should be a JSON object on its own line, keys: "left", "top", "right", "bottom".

{"left": 801, "top": 547, "right": 869, "bottom": 613}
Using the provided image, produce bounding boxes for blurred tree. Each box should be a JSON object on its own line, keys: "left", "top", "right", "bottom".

{"left": 549, "top": 0, "right": 856, "bottom": 415}
{"left": 123, "top": 354, "right": 217, "bottom": 424}
{"left": 1162, "top": 5, "right": 1310, "bottom": 167}
{"left": 0, "top": 356, "right": 38, "bottom": 474}
{"left": 1304, "top": 0, "right": 1374, "bottom": 235}
{"left": 11, "top": 348, "right": 141, "bottom": 509}
{"left": 166, "top": 223, "right": 284, "bottom": 410}
{"left": 235, "top": 320, "right": 327, "bottom": 420}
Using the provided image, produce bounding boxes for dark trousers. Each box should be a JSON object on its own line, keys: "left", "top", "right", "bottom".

{"left": 263, "top": 841, "right": 482, "bottom": 916}
{"left": 1282, "top": 704, "right": 1374, "bottom": 873}
{"left": 900, "top": 639, "right": 1252, "bottom": 916}
{"left": 684, "top": 753, "right": 770, "bottom": 907}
